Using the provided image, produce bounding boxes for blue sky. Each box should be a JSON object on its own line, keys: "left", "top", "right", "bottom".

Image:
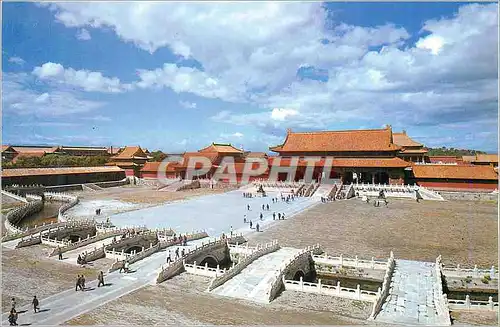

{"left": 3, "top": 2, "right": 498, "bottom": 153}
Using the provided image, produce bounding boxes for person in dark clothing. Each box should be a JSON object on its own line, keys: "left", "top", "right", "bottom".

{"left": 262, "top": 204, "right": 265, "bottom": 210}
{"left": 256, "top": 223, "right": 260, "bottom": 232}
{"left": 249, "top": 220, "right": 253, "bottom": 229}
{"left": 175, "top": 247, "right": 180, "bottom": 259}
{"left": 183, "top": 235, "right": 187, "bottom": 246}
{"left": 181, "top": 248, "right": 185, "bottom": 257}
{"left": 97, "top": 271, "right": 105, "bottom": 287}
{"left": 247, "top": 204, "right": 250, "bottom": 211}
{"left": 81, "top": 275, "right": 86, "bottom": 290}
{"left": 57, "top": 246, "right": 63, "bottom": 260}
{"left": 32, "top": 296, "right": 39, "bottom": 313}
{"left": 282, "top": 213, "right": 285, "bottom": 220}
{"left": 266, "top": 204, "right": 269, "bottom": 210}
{"left": 260, "top": 213, "right": 263, "bottom": 220}
{"left": 119, "top": 261, "right": 126, "bottom": 273}
{"left": 8, "top": 308, "right": 17, "bottom": 326}
{"left": 273, "top": 212, "right": 276, "bottom": 220}
{"left": 278, "top": 213, "right": 281, "bottom": 220}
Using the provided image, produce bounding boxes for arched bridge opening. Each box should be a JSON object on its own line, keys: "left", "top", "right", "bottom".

{"left": 199, "top": 256, "right": 219, "bottom": 269}
{"left": 125, "top": 246, "right": 143, "bottom": 254}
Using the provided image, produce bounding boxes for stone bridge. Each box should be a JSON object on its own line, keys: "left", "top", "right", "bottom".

{"left": 156, "top": 235, "right": 246, "bottom": 283}
{"left": 46, "top": 224, "right": 97, "bottom": 243}
{"left": 105, "top": 232, "right": 159, "bottom": 254}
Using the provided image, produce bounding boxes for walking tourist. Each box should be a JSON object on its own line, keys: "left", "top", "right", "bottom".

{"left": 57, "top": 246, "right": 63, "bottom": 260}
{"left": 243, "top": 215, "right": 247, "bottom": 223}
{"left": 75, "top": 276, "right": 81, "bottom": 291}
{"left": 119, "top": 261, "right": 126, "bottom": 273}
{"left": 81, "top": 275, "right": 86, "bottom": 290}
{"left": 175, "top": 247, "right": 180, "bottom": 259}
{"left": 273, "top": 212, "right": 276, "bottom": 220}
{"left": 249, "top": 220, "right": 253, "bottom": 229}
{"left": 278, "top": 213, "right": 281, "bottom": 220}
{"left": 230, "top": 225, "right": 233, "bottom": 237}
{"left": 256, "top": 223, "right": 260, "bottom": 232}
{"left": 8, "top": 308, "right": 18, "bottom": 326}
{"left": 97, "top": 271, "right": 105, "bottom": 287}
{"left": 247, "top": 204, "right": 250, "bottom": 211}
{"left": 32, "top": 296, "right": 39, "bottom": 313}
{"left": 282, "top": 213, "right": 285, "bottom": 220}
{"left": 266, "top": 204, "right": 269, "bottom": 210}
{"left": 183, "top": 235, "right": 187, "bottom": 246}
{"left": 11, "top": 298, "right": 16, "bottom": 310}
{"left": 167, "top": 250, "right": 172, "bottom": 263}
{"left": 260, "top": 213, "right": 263, "bottom": 221}
{"left": 124, "top": 261, "right": 130, "bottom": 273}
{"left": 262, "top": 204, "right": 265, "bottom": 211}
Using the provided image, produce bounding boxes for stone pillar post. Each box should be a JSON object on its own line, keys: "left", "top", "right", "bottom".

{"left": 78, "top": 237, "right": 81, "bottom": 242}
{"left": 377, "top": 287, "right": 381, "bottom": 297}
{"left": 142, "top": 246, "right": 145, "bottom": 252}
{"left": 457, "top": 264, "right": 460, "bottom": 273}
{"left": 336, "top": 281, "right": 341, "bottom": 295}
{"left": 371, "top": 257, "right": 375, "bottom": 269}
{"left": 317, "top": 279, "right": 322, "bottom": 294}
{"left": 465, "top": 295, "right": 470, "bottom": 309}
{"left": 488, "top": 296, "right": 494, "bottom": 310}
{"left": 87, "top": 234, "right": 90, "bottom": 239}
{"left": 490, "top": 266, "right": 496, "bottom": 279}
{"left": 216, "top": 264, "right": 220, "bottom": 272}
{"left": 355, "top": 255, "right": 358, "bottom": 268}
{"left": 340, "top": 254, "right": 343, "bottom": 266}
{"left": 473, "top": 265, "right": 478, "bottom": 278}
{"left": 356, "top": 284, "right": 361, "bottom": 300}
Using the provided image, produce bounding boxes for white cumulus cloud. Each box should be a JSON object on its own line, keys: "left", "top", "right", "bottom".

{"left": 76, "top": 28, "right": 91, "bottom": 40}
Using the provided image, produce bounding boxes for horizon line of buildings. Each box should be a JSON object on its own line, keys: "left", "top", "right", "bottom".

{"left": 2, "top": 126, "right": 498, "bottom": 191}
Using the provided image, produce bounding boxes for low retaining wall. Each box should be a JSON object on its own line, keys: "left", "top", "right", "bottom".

{"left": 438, "top": 191, "right": 498, "bottom": 202}
{"left": 177, "top": 180, "right": 201, "bottom": 191}
{"left": 283, "top": 276, "right": 380, "bottom": 302}
{"left": 41, "top": 236, "right": 71, "bottom": 247}
{"left": 313, "top": 253, "right": 389, "bottom": 270}
{"left": 207, "top": 240, "right": 280, "bottom": 291}
{"left": 94, "top": 178, "right": 129, "bottom": 188}
{"left": 368, "top": 252, "right": 396, "bottom": 320}
{"left": 108, "top": 242, "right": 160, "bottom": 272}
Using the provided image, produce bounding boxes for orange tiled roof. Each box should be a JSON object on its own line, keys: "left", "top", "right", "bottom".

{"left": 12, "top": 146, "right": 60, "bottom": 154}
{"left": 2, "top": 166, "right": 124, "bottom": 177}
{"left": 199, "top": 143, "right": 243, "bottom": 154}
{"left": 412, "top": 165, "right": 498, "bottom": 180}
{"left": 141, "top": 161, "right": 176, "bottom": 173}
{"left": 270, "top": 128, "right": 400, "bottom": 153}
{"left": 105, "top": 161, "right": 141, "bottom": 167}
{"left": 112, "top": 146, "right": 148, "bottom": 159}
{"left": 393, "top": 132, "right": 423, "bottom": 147}
{"left": 399, "top": 148, "right": 428, "bottom": 154}
{"left": 473, "top": 154, "right": 499, "bottom": 163}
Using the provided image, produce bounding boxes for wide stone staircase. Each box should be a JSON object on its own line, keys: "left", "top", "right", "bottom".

{"left": 211, "top": 247, "right": 301, "bottom": 303}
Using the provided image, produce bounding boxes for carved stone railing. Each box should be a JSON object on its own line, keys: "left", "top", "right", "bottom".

{"left": 448, "top": 295, "right": 498, "bottom": 311}
{"left": 283, "top": 276, "right": 380, "bottom": 302}
{"left": 313, "top": 253, "right": 389, "bottom": 270}
{"left": 443, "top": 264, "right": 497, "bottom": 280}
{"left": 368, "top": 251, "right": 396, "bottom": 320}
{"left": 207, "top": 240, "right": 280, "bottom": 291}
{"left": 3, "top": 195, "right": 44, "bottom": 235}
{"left": 184, "top": 261, "right": 228, "bottom": 278}
{"left": 433, "top": 255, "right": 452, "bottom": 326}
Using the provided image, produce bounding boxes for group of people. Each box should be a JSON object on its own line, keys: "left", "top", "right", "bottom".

{"left": 320, "top": 196, "right": 335, "bottom": 203}
{"left": 165, "top": 247, "right": 185, "bottom": 263}
{"left": 242, "top": 192, "right": 254, "bottom": 198}
{"left": 8, "top": 296, "right": 40, "bottom": 325}
{"left": 75, "top": 275, "right": 86, "bottom": 291}
{"left": 95, "top": 208, "right": 102, "bottom": 215}
{"left": 77, "top": 253, "right": 88, "bottom": 266}
{"left": 272, "top": 212, "right": 286, "bottom": 220}
{"left": 172, "top": 234, "right": 188, "bottom": 246}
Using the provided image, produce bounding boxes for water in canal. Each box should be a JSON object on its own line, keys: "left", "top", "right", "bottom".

{"left": 20, "top": 202, "right": 60, "bottom": 228}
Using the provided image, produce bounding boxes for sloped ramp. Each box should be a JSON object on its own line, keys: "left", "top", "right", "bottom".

{"left": 211, "top": 247, "right": 301, "bottom": 303}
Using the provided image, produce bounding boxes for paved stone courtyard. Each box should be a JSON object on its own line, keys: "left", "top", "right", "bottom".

{"left": 248, "top": 198, "right": 498, "bottom": 267}
{"left": 2, "top": 187, "right": 498, "bottom": 325}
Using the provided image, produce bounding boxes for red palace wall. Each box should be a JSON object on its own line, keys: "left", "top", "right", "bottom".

{"left": 140, "top": 171, "right": 177, "bottom": 179}
{"left": 124, "top": 169, "right": 136, "bottom": 177}
{"left": 416, "top": 180, "right": 498, "bottom": 191}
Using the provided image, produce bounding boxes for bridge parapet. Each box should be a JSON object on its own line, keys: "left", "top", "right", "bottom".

{"left": 184, "top": 260, "right": 228, "bottom": 278}
{"left": 368, "top": 251, "right": 396, "bottom": 320}
{"left": 433, "top": 255, "right": 452, "bottom": 326}
{"left": 4, "top": 196, "right": 44, "bottom": 235}
{"left": 43, "top": 192, "right": 79, "bottom": 222}
{"left": 266, "top": 244, "right": 321, "bottom": 302}
{"left": 207, "top": 240, "right": 280, "bottom": 292}
{"left": 156, "top": 234, "right": 244, "bottom": 284}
